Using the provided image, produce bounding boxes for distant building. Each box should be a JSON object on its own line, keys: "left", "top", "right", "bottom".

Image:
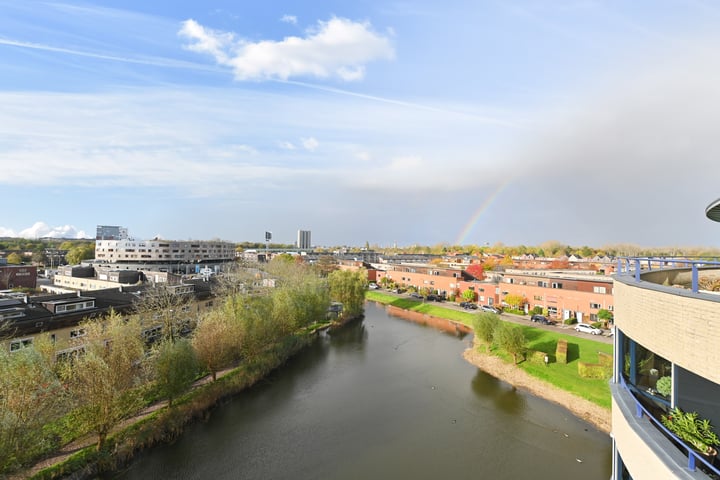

{"left": 0, "top": 265, "right": 37, "bottom": 290}
{"left": 297, "top": 230, "right": 311, "bottom": 249}
{"left": 96, "top": 225, "right": 129, "bottom": 240}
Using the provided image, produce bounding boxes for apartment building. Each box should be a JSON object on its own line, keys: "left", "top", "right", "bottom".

{"left": 499, "top": 269, "right": 614, "bottom": 322}
{"left": 610, "top": 201, "right": 720, "bottom": 479}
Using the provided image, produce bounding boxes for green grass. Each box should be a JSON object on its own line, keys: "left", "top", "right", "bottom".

{"left": 365, "top": 291, "right": 477, "bottom": 326}
{"left": 366, "top": 290, "right": 612, "bottom": 409}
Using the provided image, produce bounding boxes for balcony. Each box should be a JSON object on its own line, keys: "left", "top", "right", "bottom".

{"left": 613, "top": 377, "right": 719, "bottom": 478}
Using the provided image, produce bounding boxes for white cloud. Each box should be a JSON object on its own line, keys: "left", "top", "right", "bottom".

{"left": 179, "top": 17, "right": 394, "bottom": 81}
{"left": 7, "top": 222, "right": 88, "bottom": 239}
{"left": 280, "top": 14, "right": 297, "bottom": 25}
{"left": 301, "top": 137, "right": 319, "bottom": 151}
{"left": 278, "top": 141, "right": 296, "bottom": 150}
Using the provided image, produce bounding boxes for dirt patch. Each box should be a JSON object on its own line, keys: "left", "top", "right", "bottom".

{"left": 463, "top": 339, "right": 611, "bottom": 433}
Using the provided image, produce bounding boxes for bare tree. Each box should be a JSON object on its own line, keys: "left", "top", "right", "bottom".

{"left": 134, "top": 284, "right": 193, "bottom": 343}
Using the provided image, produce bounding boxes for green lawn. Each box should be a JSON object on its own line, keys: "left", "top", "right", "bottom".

{"left": 366, "top": 290, "right": 612, "bottom": 409}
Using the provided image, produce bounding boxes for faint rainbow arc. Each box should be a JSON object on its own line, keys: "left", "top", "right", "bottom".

{"left": 454, "top": 179, "right": 511, "bottom": 246}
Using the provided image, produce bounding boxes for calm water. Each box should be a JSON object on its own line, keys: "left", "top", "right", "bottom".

{"left": 115, "top": 302, "right": 611, "bottom": 479}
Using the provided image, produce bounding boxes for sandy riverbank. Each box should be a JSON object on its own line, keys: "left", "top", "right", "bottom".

{"left": 463, "top": 339, "right": 611, "bottom": 433}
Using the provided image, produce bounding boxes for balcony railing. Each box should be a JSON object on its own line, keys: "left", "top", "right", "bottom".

{"left": 620, "top": 376, "right": 720, "bottom": 476}
{"left": 616, "top": 257, "right": 720, "bottom": 294}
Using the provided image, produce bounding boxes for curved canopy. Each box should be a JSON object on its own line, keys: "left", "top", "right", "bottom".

{"left": 706, "top": 198, "right": 720, "bottom": 222}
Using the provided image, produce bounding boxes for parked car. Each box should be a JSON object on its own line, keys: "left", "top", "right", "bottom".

{"left": 409, "top": 292, "right": 422, "bottom": 299}
{"left": 530, "top": 314, "right": 555, "bottom": 325}
{"left": 459, "top": 302, "right": 478, "bottom": 310}
{"left": 575, "top": 323, "right": 603, "bottom": 335}
{"left": 480, "top": 305, "right": 500, "bottom": 314}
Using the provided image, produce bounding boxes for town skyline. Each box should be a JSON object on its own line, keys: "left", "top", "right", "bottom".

{"left": 2, "top": 1, "right": 720, "bottom": 247}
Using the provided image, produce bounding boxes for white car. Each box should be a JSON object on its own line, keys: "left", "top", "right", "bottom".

{"left": 480, "top": 305, "right": 500, "bottom": 314}
{"left": 575, "top": 323, "right": 602, "bottom": 335}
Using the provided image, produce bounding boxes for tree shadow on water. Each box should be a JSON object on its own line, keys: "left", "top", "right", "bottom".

{"left": 471, "top": 369, "right": 526, "bottom": 415}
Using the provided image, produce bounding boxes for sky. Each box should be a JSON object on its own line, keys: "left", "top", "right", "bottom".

{"left": 1, "top": 0, "right": 720, "bottom": 248}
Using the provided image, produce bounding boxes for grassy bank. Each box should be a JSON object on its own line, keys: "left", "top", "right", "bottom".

{"left": 366, "top": 291, "right": 612, "bottom": 409}
{"left": 29, "top": 332, "right": 317, "bottom": 480}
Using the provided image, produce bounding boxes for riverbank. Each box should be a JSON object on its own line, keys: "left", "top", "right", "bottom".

{"left": 463, "top": 340, "right": 611, "bottom": 433}
{"left": 368, "top": 298, "right": 611, "bottom": 433}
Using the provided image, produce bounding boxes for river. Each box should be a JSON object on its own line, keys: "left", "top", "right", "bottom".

{"left": 114, "top": 302, "right": 612, "bottom": 479}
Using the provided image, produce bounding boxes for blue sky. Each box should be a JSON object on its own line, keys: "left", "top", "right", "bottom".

{"left": 2, "top": 0, "right": 720, "bottom": 248}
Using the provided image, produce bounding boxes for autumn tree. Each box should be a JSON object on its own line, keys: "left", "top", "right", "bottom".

{"left": 314, "top": 255, "right": 339, "bottom": 277}
{"left": 503, "top": 294, "right": 525, "bottom": 311}
{"left": 62, "top": 311, "right": 147, "bottom": 451}
{"left": 462, "top": 289, "right": 476, "bottom": 302}
{"left": 465, "top": 263, "right": 485, "bottom": 280}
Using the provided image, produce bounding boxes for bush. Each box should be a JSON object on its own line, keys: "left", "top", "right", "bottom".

{"left": 656, "top": 376, "right": 672, "bottom": 397}
{"left": 564, "top": 318, "right": 577, "bottom": 325}
{"left": 591, "top": 322, "right": 603, "bottom": 329}
{"left": 529, "top": 306, "right": 543, "bottom": 316}
{"left": 556, "top": 339, "right": 568, "bottom": 364}
{"left": 578, "top": 362, "right": 611, "bottom": 379}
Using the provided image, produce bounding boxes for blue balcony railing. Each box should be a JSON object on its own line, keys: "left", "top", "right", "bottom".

{"left": 620, "top": 376, "right": 720, "bottom": 475}
{"left": 616, "top": 257, "right": 720, "bottom": 294}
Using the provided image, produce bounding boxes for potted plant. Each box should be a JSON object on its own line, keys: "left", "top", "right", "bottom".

{"left": 656, "top": 376, "right": 672, "bottom": 397}
{"left": 661, "top": 407, "right": 720, "bottom": 458}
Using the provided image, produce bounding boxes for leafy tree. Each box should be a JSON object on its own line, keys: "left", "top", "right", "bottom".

{"left": 598, "top": 309, "right": 613, "bottom": 321}
{"left": 153, "top": 339, "right": 199, "bottom": 407}
{"left": 65, "top": 243, "right": 95, "bottom": 265}
{"left": 465, "top": 263, "right": 485, "bottom": 279}
{"left": 462, "top": 289, "right": 476, "bottom": 302}
{"left": 62, "top": 312, "right": 147, "bottom": 451}
{"left": 192, "top": 310, "right": 236, "bottom": 381}
{"left": 0, "top": 346, "right": 67, "bottom": 471}
{"left": 328, "top": 268, "right": 367, "bottom": 318}
{"left": 503, "top": 294, "right": 525, "bottom": 311}
{"left": 5, "top": 253, "right": 22, "bottom": 265}
{"left": 496, "top": 323, "right": 527, "bottom": 364}
{"left": 472, "top": 313, "right": 499, "bottom": 345}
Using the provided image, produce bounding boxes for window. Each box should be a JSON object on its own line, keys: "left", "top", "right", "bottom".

{"left": 533, "top": 295, "right": 543, "bottom": 301}
{"left": 10, "top": 338, "right": 33, "bottom": 352}
{"left": 590, "top": 302, "right": 602, "bottom": 309}
{"left": 538, "top": 281, "right": 548, "bottom": 288}
{"left": 551, "top": 282, "right": 563, "bottom": 289}
{"left": 547, "top": 306, "right": 557, "bottom": 316}
{"left": 70, "top": 328, "right": 86, "bottom": 338}
{"left": 593, "top": 286, "right": 607, "bottom": 294}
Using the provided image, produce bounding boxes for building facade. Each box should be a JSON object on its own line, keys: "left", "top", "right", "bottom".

{"left": 610, "top": 202, "right": 720, "bottom": 480}
{"left": 297, "top": 230, "right": 311, "bottom": 249}
{"left": 0, "top": 265, "right": 38, "bottom": 290}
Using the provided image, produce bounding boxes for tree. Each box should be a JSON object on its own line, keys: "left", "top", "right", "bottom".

{"left": 496, "top": 323, "right": 527, "bottom": 364}
{"left": 462, "top": 289, "right": 476, "bottom": 302}
{"left": 5, "top": 253, "right": 22, "bottom": 265}
{"left": 0, "top": 346, "right": 67, "bottom": 471}
{"left": 65, "top": 243, "right": 95, "bottom": 265}
{"left": 328, "top": 269, "right": 367, "bottom": 318}
{"left": 314, "top": 255, "right": 339, "bottom": 277}
{"left": 465, "top": 264, "right": 484, "bottom": 280}
{"left": 192, "top": 310, "right": 236, "bottom": 381}
{"left": 153, "top": 339, "right": 199, "bottom": 407}
{"left": 472, "top": 313, "right": 499, "bottom": 345}
{"left": 62, "top": 311, "right": 147, "bottom": 451}
{"left": 134, "top": 284, "right": 192, "bottom": 343}
{"left": 503, "top": 294, "right": 525, "bottom": 311}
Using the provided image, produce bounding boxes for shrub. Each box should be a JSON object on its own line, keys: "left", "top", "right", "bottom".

{"left": 556, "top": 339, "right": 567, "bottom": 364}
{"left": 529, "top": 306, "right": 543, "bottom": 316}
{"left": 656, "top": 376, "right": 672, "bottom": 397}
{"left": 597, "top": 351, "right": 613, "bottom": 368}
{"left": 578, "top": 362, "right": 611, "bottom": 379}
{"left": 591, "top": 322, "right": 603, "bottom": 329}
{"left": 564, "top": 317, "right": 577, "bottom": 325}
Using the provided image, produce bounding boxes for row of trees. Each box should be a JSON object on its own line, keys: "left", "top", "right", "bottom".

{"left": 0, "top": 261, "right": 368, "bottom": 473}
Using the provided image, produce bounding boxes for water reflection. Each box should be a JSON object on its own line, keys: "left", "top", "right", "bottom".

{"left": 471, "top": 368, "right": 527, "bottom": 415}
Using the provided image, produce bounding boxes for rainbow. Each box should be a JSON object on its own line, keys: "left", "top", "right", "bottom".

{"left": 454, "top": 179, "right": 511, "bottom": 246}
